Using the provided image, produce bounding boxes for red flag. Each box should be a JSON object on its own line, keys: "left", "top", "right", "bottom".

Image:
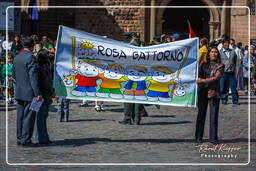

{"left": 187, "top": 20, "right": 196, "bottom": 38}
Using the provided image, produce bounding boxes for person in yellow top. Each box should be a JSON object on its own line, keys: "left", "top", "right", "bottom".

{"left": 199, "top": 37, "right": 209, "bottom": 63}
{"left": 146, "top": 66, "right": 179, "bottom": 102}
{"left": 96, "top": 63, "right": 127, "bottom": 99}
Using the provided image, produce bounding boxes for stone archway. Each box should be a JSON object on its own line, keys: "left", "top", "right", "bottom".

{"left": 155, "top": 0, "right": 221, "bottom": 40}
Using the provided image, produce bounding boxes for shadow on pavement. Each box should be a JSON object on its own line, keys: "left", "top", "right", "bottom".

{"left": 68, "top": 119, "right": 106, "bottom": 122}
{"left": 239, "top": 102, "right": 256, "bottom": 104}
{"left": 105, "top": 108, "right": 124, "bottom": 112}
{"left": 141, "top": 121, "right": 191, "bottom": 125}
{"left": 48, "top": 138, "right": 256, "bottom": 146}
{"left": 220, "top": 138, "right": 256, "bottom": 143}
{"left": 0, "top": 107, "right": 16, "bottom": 111}
{"left": 149, "top": 115, "right": 176, "bottom": 118}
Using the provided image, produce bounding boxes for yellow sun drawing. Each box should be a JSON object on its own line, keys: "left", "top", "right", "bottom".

{"left": 80, "top": 41, "right": 94, "bottom": 50}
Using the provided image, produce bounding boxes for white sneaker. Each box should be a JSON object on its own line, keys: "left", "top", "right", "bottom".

{"left": 100, "top": 104, "right": 104, "bottom": 111}
{"left": 95, "top": 105, "right": 101, "bottom": 112}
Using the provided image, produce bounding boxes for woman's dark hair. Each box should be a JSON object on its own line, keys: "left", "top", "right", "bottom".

{"left": 37, "top": 49, "right": 50, "bottom": 66}
{"left": 200, "top": 37, "right": 208, "bottom": 46}
{"left": 206, "top": 47, "right": 221, "bottom": 64}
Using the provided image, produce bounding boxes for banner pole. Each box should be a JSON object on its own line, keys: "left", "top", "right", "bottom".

{"left": 71, "top": 36, "right": 76, "bottom": 88}
{"left": 170, "top": 47, "right": 191, "bottom": 98}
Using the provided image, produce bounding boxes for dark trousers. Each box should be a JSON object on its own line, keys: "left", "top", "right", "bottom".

{"left": 57, "top": 98, "right": 70, "bottom": 122}
{"left": 195, "top": 87, "right": 220, "bottom": 142}
{"left": 35, "top": 102, "right": 50, "bottom": 143}
{"left": 220, "top": 73, "right": 239, "bottom": 103}
{"left": 16, "top": 100, "right": 36, "bottom": 144}
{"left": 123, "top": 103, "right": 143, "bottom": 123}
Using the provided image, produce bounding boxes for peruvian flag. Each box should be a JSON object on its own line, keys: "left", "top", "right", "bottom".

{"left": 187, "top": 20, "right": 196, "bottom": 38}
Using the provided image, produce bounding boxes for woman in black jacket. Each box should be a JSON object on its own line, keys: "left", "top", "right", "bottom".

{"left": 195, "top": 47, "right": 224, "bottom": 144}
{"left": 35, "top": 49, "right": 55, "bottom": 145}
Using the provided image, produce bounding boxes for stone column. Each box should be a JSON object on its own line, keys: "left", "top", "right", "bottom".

{"left": 150, "top": 0, "right": 156, "bottom": 42}
{"left": 220, "top": 0, "right": 227, "bottom": 36}
{"left": 209, "top": 21, "right": 220, "bottom": 41}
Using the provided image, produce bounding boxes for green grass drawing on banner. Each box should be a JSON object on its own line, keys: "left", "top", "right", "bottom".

{"left": 53, "top": 81, "right": 195, "bottom": 106}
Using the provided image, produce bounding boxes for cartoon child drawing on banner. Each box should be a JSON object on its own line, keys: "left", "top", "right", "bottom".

{"left": 123, "top": 65, "right": 148, "bottom": 100}
{"left": 96, "top": 63, "right": 127, "bottom": 99}
{"left": 146, "top": 66, "right": 180, "bottom": 101}
{"left": 68, "top": 59, "right": 100, "bottom": 96}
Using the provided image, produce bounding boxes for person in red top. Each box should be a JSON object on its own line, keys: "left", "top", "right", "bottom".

{"left": 71, "top": 60, "right": 100, "bottom": 97}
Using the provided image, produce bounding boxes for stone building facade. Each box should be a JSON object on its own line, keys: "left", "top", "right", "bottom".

{"left": 6, "top": 0, "right": 256, "bottom": 45}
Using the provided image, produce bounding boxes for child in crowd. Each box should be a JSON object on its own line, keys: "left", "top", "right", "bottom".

{"left": 0, "top": 58, "right": 5, "bottom": 99}
{"left": 95, "top": 101, "right": 104, "bottom": 112}
{"left": 2, "top": 53, "right": 14, "bottom": 103}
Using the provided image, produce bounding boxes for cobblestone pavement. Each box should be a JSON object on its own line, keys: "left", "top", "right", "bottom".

{"left": 0, "top": 92, "right": 255, "bottom": 171}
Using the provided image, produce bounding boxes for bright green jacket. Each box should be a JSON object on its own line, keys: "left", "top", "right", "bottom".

{"left": 2, "top": 63, "right": 13, "bottom": 78}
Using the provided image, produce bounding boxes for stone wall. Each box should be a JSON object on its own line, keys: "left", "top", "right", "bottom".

{"left": 18, "top": 0, "right": 256, "bottom": 45}
{"left": 230, "top": 0, "right": 255, "bottom": 46}
{"left": 75, "top": 0, "right": 145, "bottom": 41}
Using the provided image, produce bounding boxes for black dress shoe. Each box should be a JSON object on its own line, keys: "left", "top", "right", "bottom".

{"left": 195, "top": 139, "right": 203, "bottom": 144}
{"left": 141, "top": 113, "right": 148, "bottom": 117}
{"left": 232, "top": 102, "right": 240, "bottom": 105}
{"left": 39, "top": 140, "right": 53, "bottom": 145}
{"left": 118, "top": 120, "right": 132, "bottom": 125}
{"left": 21, "top": 142, "right": 38, "bottom": 147}
{"left": 210, "top": 140, "right": 219, "bottom": 145}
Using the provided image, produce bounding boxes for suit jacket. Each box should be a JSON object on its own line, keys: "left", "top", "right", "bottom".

{"left": 13, "top": 50, "right": 41, "bottom": 101}
{"left": 198, "top": 62, "right": 225, "bottom": 99}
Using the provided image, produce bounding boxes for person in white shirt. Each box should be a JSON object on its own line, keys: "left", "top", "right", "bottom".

{"left": 2, "top": 37, "right": 13, "bottom": 51}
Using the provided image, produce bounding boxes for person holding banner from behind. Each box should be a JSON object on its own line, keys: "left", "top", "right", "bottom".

{"left": 195, "top": 47, "right": 224, "bottom": 144}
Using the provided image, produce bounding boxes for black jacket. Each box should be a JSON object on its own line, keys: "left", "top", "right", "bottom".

{"left": 38, "top": 65, "right": 54, "bottom": 105}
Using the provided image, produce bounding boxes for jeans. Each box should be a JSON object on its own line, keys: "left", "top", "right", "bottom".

{"left": 220, "top": 73, "right": 239, "bottom": 103}
{"left": 57, "top": 98, "right": 70, "bottom": 121}
{"left": 35, "top": 102, "right": 50, "bottom": 143}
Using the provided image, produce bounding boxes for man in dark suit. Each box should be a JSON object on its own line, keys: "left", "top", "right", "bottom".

{"left": 13, "top": 37, "right": 42, "bottom": 147}
{"left": 219, "top": 39, "right": 239, "bottom": 104}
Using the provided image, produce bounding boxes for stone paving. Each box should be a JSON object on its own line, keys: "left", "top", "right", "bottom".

{"left": 0, "top": 92, "right": 255, "bottom": 170}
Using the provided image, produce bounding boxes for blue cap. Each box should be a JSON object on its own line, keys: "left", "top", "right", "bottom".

{"left": 170, "top": 33, "right": 180, "bottom": 39}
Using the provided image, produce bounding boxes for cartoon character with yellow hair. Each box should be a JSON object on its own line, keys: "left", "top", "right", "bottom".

{"left": 68, "top": 59, "right": 100, "bottom": 97}
{"left": 146, "top": 66, "right": 180, "bottom": 101}
{"left": 96, "top": 63, "right": 128, "bottom": 99}
{"left": 123, "top": 65, "right": 148, "bottom": 100}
